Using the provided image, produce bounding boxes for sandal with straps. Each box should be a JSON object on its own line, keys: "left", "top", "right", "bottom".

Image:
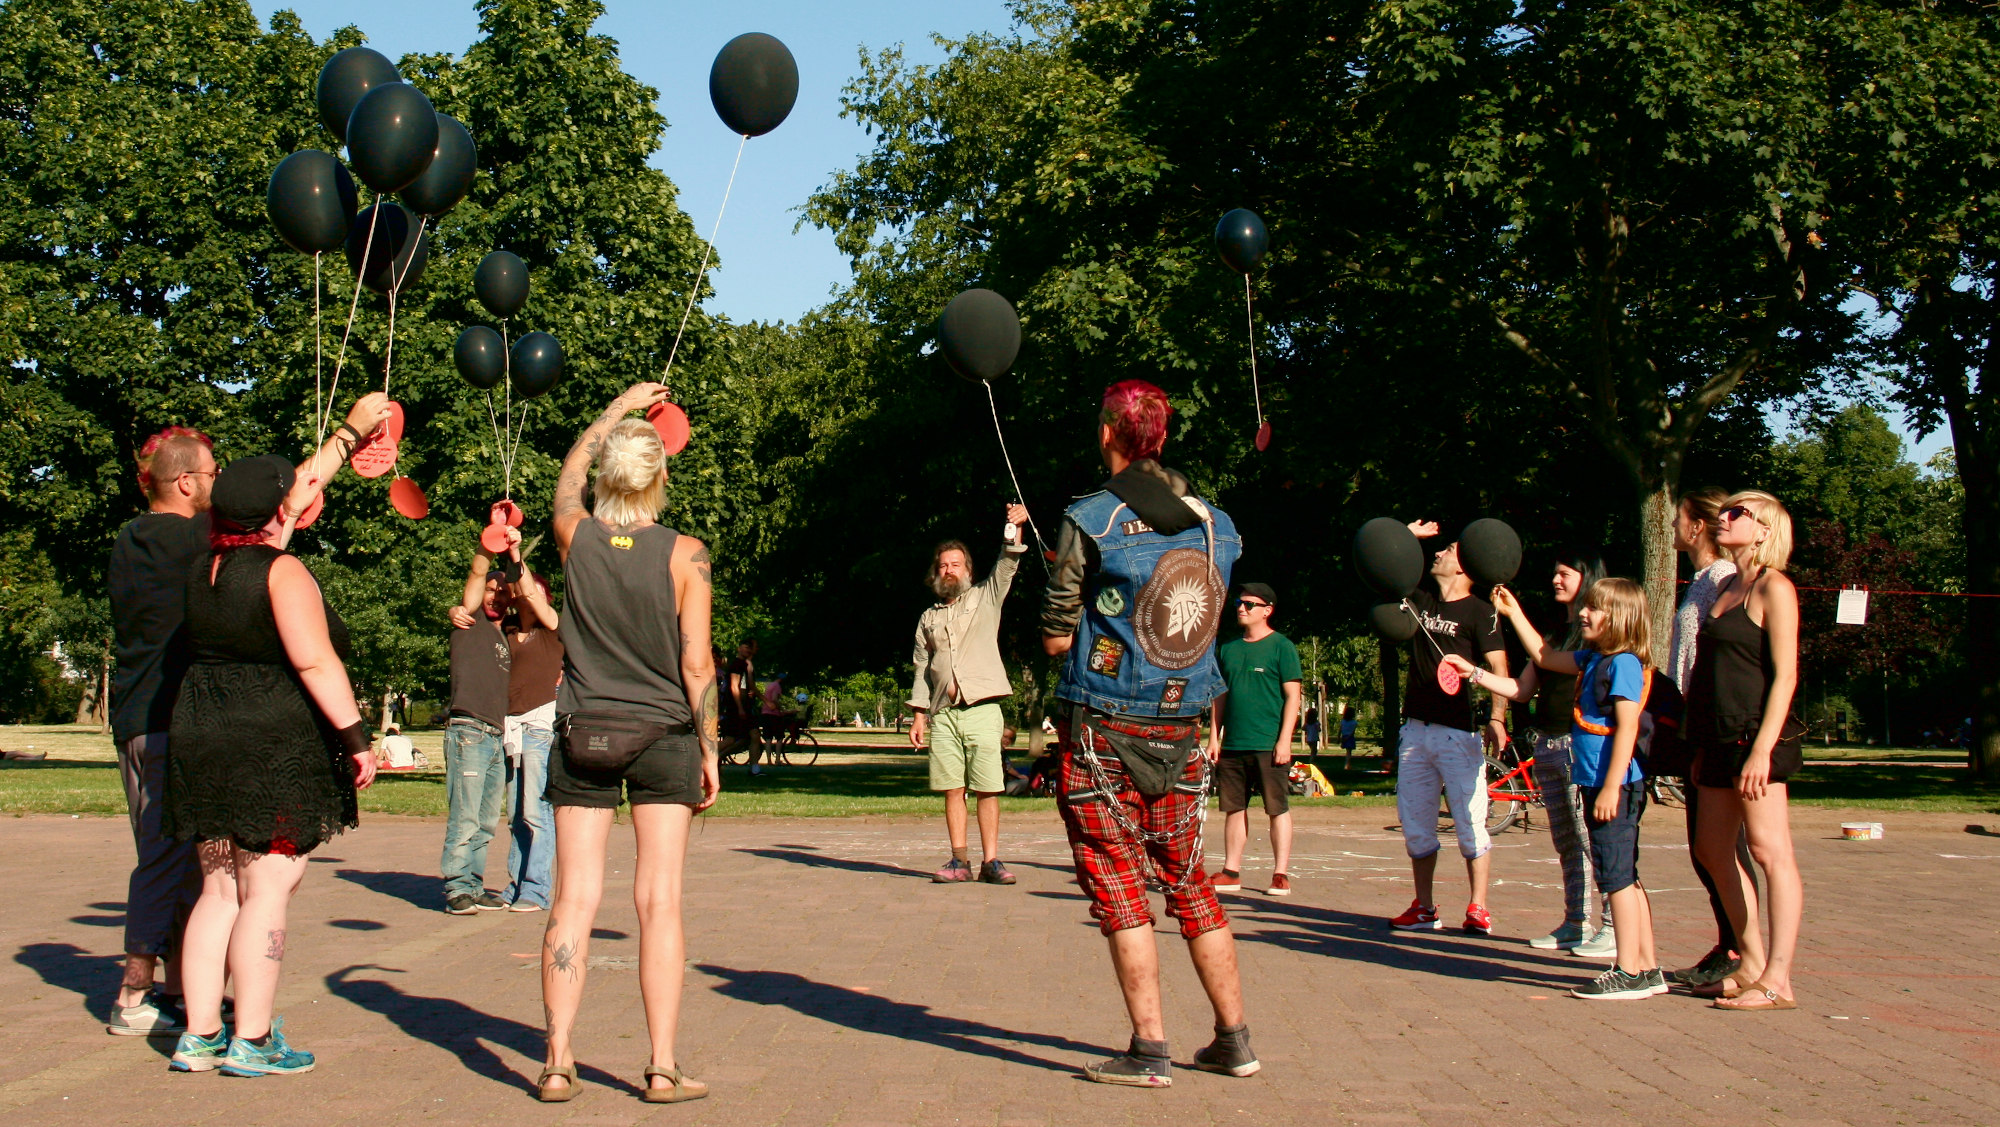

{"left": 642, "top": 1064, "right": 710, "bottom": 1103}
{"left": 536, "top": 1063, "right": 579, "bottom": 1102}
{"left": 1714, "top": 983, "right": 1796, "bottom": 1012}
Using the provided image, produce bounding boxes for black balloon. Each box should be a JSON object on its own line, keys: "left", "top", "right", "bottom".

{"left": 346, "top": 82, "right": 439, "bottom": 193}
{"left": 475, "top": 251, "right": 529, "bottom": 320}
{"left": 1459, "top": 518, "right": 1523, "bottom": 587}
{"left": 266, "top": 150, "right": 357, "bottom": 255}
{"left": 316, "top": 47, "right": 400, "bottom": 142}
{"left": 1215, "top": 208, "right": 1270, "bottom": 274}
{"left": 937, "top": 289, "right": 1021, "bottom": 383}
{"left": 1369, "top": 602, "right": 1419, "bottom": 644}
{"left": 455, "top": 326, "right": 506, "bottom": 390}
{"left": 510, "top": 332, "right": 564, "bottom": 399}
{"left": 709, "top": 32, "right": 799, "bottom": 137}
{"left": 1353, "top": 517, "right": 1424, "bottom": 599}
{"left": 400, "top": 114, "right": 476, "bottom": 216}
{"left": 345, "top": 202, "right": 429, "bottom": 295}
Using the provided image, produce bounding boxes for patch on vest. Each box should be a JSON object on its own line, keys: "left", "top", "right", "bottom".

{"left": 1131, "top": 548, "right": 1223, "bottom": 671}
{"left": 1087, "top": 636, "right": 1126, "bottom": 676}
{"left": 1161, "top": 677, "right": 1189, "bottom": 708}
{"left": 1094, "top": 585, "right": 1128, "bottom": 617}
{"left": 1120, "top": 519, "right": 1153, "bottom": 536}
{"left": 609, "top": 535, "right": 634, "bottom": 550}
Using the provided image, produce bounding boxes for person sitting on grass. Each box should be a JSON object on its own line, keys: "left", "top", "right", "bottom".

{"left": 1449, "top": 577, "right": 1664, "bottom": 1001}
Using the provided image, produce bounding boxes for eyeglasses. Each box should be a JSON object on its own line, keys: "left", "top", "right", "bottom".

{"left": 1237, "top": 599, "right": 1270, "bottom": 610}
{"left": 179, "top": 470, "right": 220, "bottom": 480}
{"left": 1718, "top": 504, "right": 1761, "bottom": 524}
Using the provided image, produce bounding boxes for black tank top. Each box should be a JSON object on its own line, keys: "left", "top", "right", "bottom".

{"left": 1684, "top": 596, "right": 1772, "bottom": 746}
{"left": 556, "top": 519, "right": 689, "bottom": 724}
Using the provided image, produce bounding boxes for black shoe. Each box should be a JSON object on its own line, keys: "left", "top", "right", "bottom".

{"left": 1671, "top": 945, "right": 1741, "bottom": 987}
{"left": 1083, "top": 1037, "right": 1172, "bottom": 1087}
{"left": 445, "top": 894, "right": 478, "bottom": 915}
{"left": 978, "top": 860, "right": 1017, "bottom": 885}
{"left": 474, "top": 890, "right": 509, "bottom": 911}
{"left": 1191, "top": 1023, "right": 1261, "bottom": 1077}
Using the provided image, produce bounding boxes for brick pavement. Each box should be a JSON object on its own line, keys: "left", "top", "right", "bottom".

{"left": 3, "top": 802, "right": 1996, "bottom": 1125}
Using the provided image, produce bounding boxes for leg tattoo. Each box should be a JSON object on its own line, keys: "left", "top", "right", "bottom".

{"left": 264, "top": 929, "right": 287, "bottom": 962}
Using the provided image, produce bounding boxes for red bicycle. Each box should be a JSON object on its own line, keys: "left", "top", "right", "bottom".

{"left": 1442, "top": 742, "right": 1687, "bottom": 838}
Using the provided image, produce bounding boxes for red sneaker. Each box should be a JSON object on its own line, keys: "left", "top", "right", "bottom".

{"left": 1266, "top": 873, "right": 1292, "bottom": 897}
{"left": 1209, "top": 869, "right": 1243, "bottom": 893}
{"left": 1462, "top": 903, "right": 1494, "bottom": 935}
{"left": 1389, "top": 900, "right": 1440, "bottom": 930}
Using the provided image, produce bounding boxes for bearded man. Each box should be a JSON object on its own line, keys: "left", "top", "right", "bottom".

{"left": 908, "top": 502, "right": 1030, "bottom": 885}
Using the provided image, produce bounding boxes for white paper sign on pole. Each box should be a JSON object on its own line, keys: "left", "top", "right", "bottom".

{"left": 1836, "top": 587, "right": 1869, "bottom": 626}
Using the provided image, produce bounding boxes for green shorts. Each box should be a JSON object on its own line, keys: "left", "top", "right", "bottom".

{"left": 927, "top": 702, "right": 1005, "bottom": 793}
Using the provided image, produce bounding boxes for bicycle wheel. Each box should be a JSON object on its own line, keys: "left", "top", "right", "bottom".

{"left": 1648, "top": 775, "right": 1687, "bottom": 809}
{"left": 1484, "top": 754, "right": 1531, "bottom": 834}
{"left": 789, "top": 729, "right": 820, "bottom": 767}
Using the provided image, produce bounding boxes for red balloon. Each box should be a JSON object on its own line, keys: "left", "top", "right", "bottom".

{"left": 295, "top": 491, "right": 324, "bottom": 529}
{"left": 1436, "top": 661, "right": 1462, "bottom": 696}
{"left": 495, "top": 499, "right": 524, "bottom": 528}
{"left": 388, "top": 476, "right": 428, "bottom": 519}
{"left": 1254, "top": 420, "right": 1273, "bottom": 452}
{"left": 383, "top": 400, "right": 406, "bottom": 443}
{"left": 647, "top": 401, "right": 690, "bottom": 455}
{"left": 480, "top": 523, "right": 512, "bottom": 554}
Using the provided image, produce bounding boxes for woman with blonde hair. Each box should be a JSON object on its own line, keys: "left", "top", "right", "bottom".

{"left": 1684, "top": 489, "right": 1803, "bottom": 1010}
{"left": 535, "top": 383, "right": 720, "bottom": 1102}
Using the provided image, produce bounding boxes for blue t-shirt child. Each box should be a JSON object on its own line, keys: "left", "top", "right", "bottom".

{"left": 1569, "top": 650, "right": 1646, "bottom": 788}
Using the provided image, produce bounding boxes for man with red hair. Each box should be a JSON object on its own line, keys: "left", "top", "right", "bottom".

{"left": 1040, "top": 379, "right": 1258, "bottom": 1087}
{"left": 104, "top": 394, "right": 390, "bottom": 1036}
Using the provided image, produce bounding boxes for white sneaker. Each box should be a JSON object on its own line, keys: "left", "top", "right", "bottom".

{"left": 1571, "top": 923, "right": 1617, "bottom": 959}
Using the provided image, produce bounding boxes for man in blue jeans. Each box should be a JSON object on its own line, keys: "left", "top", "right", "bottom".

{"left": 442, "top": 571, "right": 514, "bottom": 914}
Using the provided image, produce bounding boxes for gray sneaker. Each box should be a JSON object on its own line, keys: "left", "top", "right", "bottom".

{"left": 1671, "top": 945, "right": 1741, "bottom": 987}
{"left": 1644, "top": 967, "right": 1670, "bottom": 996}
{"left": 1529, "top": 920, "right": 1588, "bottom": 951}
{"left": 445, "top": 894, "right": 478, "bottom": 915}
{"left": 473, "top": 890, "right": 509, "bottom": 911}
{"left": 1191, "top": 1024, "right": 1261, "bottom": 1077}
{"left": 109, "top": 991, "right": 187, "bottom": 1037}
{"left": 1083, "top": 1037, "right": 1172, "bottom": 1087}
{"left": 1571, "top": 966, "right": 1655, "bottom": 1001}
{"left": 1571, "top": 923, "right": 1617, "bottom": 959}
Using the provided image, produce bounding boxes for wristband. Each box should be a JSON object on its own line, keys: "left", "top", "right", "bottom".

{"left": 334, "top": 720, "right": 371, "bottom": 758}
{"left": 336, "top": 422, "right": 363, "bottom": 446}
{"left": 501, "top": 555, "right": 523, "bottom": 583}
{"left": 1467, "top": 666, "right": 1484, "bottom": 687}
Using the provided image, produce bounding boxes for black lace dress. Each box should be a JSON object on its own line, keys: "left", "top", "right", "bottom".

{"left": 164, "top": 545, "right": 358, "bottom": 854}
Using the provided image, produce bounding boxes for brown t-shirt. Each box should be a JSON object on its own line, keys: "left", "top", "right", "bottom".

{"left": 508, "top": 627, "right": 564, "bottom": 716}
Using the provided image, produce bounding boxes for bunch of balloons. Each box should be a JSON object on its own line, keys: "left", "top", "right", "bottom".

{"left": 452, "top": 249, "right": 567, "bottom": 550}
{"left": 1353, "top": 516, "right": 1522, "bottom": 694}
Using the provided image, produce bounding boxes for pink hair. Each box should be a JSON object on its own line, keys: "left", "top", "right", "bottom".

{"left": 1099, "top": 380, "right": 1171, "bottom": 461}
{"left": 136, "top": 426, "right": 213, "bottom": 494}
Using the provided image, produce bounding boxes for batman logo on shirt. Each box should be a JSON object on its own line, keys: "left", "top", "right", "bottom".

{"left": 610, "top": 536, "right": 634, "bottom": 550}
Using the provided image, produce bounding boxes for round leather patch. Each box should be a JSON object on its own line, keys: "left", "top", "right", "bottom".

{"left": 1131, "top": 548, "right": 1224, "bottom": 671}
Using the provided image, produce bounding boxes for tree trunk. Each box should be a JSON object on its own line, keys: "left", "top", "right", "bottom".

{"left": 1639, "top": 480, "right": 1678, "bottom": 669}
{"left": 1956, "top": 428, "right": 2000, "bottom": 778}
{"left": 98, "top": 650, "right": 111, "bottom": 734}
{"left": 1377, "top": 638, "right": 1401, "bottom": 773}
{"left": 379, "top": 689, "right": 393, "bottom": 733}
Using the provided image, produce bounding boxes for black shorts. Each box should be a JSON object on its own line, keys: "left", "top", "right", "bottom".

{"left": 1586, "top": 780, "right": 1647, "bottom": 894}
{"left": 545, "top": 727, "right": 703, "bottom": 808}
{"left": 1215, "top": 751, "right": 1290, "bottom": 815}
{"left": 1692, "top": 737, "right": 1803, "bottom": 789}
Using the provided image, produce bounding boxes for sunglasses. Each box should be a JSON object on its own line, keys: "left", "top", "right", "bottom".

{"left": 1237, "top": 598, "right": 1270, "bottom": 610}
{"left": 1718, "top": 504, "right": 1760, "bottom": 524}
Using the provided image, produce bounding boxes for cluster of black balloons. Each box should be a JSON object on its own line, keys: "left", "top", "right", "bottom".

{"left": 1354, "top": 517, "right": 1523, "bottom": 642}
{"left": 453, "top": 251, "right": 564, "bottom": 399}
{"left": 266, "top": 46, "right": 478, "bottom": 297}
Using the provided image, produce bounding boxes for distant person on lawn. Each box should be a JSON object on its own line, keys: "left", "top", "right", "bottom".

{"left": 908, "top": 504, "right": 1031, "bottom": 885}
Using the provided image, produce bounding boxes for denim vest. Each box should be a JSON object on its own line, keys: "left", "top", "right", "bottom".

{"left": 1055, "top": 488, "right": 1241, "bottom": 720}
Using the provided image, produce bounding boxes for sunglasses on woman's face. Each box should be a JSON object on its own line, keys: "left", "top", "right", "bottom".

{"left": 1718, "top": 505, "right": 1755, "bottom": 523}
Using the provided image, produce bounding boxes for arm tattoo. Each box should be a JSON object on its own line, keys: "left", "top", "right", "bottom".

{"left": 265, "top": 929, "right": 286, "bottom": 962}
{"left": 691, "top": 544, "right": 712, "bottom": 586}
{"left": 553, "top": 409, "right": 620, "bottom": 518}
{"left": 698, "top": 682, "right": 719, "bottom": 756}
{"left": 545, "top": 930, "right": 580, "bottom": 980}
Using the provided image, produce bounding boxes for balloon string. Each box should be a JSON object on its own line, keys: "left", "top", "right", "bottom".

{"left": 661, "top": 133, "right": 747, "bottom": 389}
{"left": 983, "top": 378, "right": 1050, "bottom": 574}
{"left": 1403, "top": 598, "right": 1449, "bottom": 660}
{"left": 484, "top": 389, "right": 507, "bottom": 496}
{"left": 1244, "top": 274, "right": 1262, "bottom": 429}
{"left": 312, "top": 251, "right": 324, "bottom": 451}
{"left": 509, "top": 401, "right": 532, "bottom": 503}
{"left": 324, "top": 197, "right": 380, "bottom": 440}
{"left": 382, "top": 216, "right": 427, "bottom": 398}
{"left": 502, "top": 320, "right": 513, "bottom": 498}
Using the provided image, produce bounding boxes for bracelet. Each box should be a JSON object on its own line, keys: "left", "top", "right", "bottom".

{"left": 334, "top": 720, "right": 371, "bottom": 758}
{"left": 336, "top": 422, "right": 363, "bottom": 446}
{"left": 1467, "top": 666, "right": 1484, "bottom": 686}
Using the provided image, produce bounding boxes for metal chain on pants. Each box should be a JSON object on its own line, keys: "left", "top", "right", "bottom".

{"left": 1075, "top": 719, "right": 1214, "bottom": 894}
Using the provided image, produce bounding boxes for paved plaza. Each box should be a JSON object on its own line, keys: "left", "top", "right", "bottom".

{"left": 3, "top": 802, "right": 1996, "bottom": 1125}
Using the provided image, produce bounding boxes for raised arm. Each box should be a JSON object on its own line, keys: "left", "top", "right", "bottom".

{"left": 269, "top": 554, "right": 375, "bottom": 790}
{"left": 673, "top": 534, "right": 720, "bottom": 812}
{"left": 515, "top": 567, "right": 559, "bottom": 631}
{"left": 552, "top": 382, "right": 670, "bottom": 558}
{"left": 1491, "top": 585, "right": 1581, "bottom": 676}
{"left": 284, "top": 391, "right": 394, "bottom": 519}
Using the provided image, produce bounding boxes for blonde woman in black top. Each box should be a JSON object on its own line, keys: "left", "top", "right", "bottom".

{"left": 1684, "top": 490, "right": 1802, "bottom": 1010}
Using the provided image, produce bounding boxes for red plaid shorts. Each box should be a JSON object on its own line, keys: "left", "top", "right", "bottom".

{"left": 1055, "top": 711, "right": 1229, "bottom": 940}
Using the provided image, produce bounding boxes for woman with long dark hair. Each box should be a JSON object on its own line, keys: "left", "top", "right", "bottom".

{"left": 164, "top": 455, "right": 377, "bottom": 1076}
{"left": 1686, "top": 490, "right": 1804, "bottom": 1010}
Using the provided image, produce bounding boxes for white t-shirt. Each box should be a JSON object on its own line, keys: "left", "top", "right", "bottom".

{"left": 380, "top": 733, "right": 417, "bottom": 768}
{"left": 1671, "top": 558, "right": 1738, "bottom": 691}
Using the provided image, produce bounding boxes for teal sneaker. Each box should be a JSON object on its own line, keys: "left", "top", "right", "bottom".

{"left": 218, "top": 1017, "right": 315, "bottom": 1077}
{"left": 169, "top": 1027, "right": 229, "bottom": 1073}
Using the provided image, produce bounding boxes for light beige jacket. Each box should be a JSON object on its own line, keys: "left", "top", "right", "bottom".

{"left": 908, "top": 542, "right": 1024, "bottom": 711}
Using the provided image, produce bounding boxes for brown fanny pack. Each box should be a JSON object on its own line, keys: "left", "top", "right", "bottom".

{"left": 559, "top": 712, "right": 690, "bottom": 773}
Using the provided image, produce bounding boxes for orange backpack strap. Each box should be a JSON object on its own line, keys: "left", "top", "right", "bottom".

{"left": 1573, "top": 654, "right": 1648, "bottom": 736}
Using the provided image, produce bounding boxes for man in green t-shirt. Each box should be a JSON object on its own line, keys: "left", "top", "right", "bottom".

{"left": 1207, "top": 582, "right": 1303, "bottom": 897}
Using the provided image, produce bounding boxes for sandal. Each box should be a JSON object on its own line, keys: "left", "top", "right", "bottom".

{"left": 1690, "top": 975, "right": 1746, "bottom": 1000}
{"left": 536, "top": 1063, "right": 578, "bottom": 1102}
{"left": 642, "top": 1064, "right": 709, "bottom": 1103}
{"left": 1714, "top": 983, "right": 1796, "bottom": 1012}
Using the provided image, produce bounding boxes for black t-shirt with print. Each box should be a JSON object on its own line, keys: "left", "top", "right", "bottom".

{"left": 448, "top": 619, "right": 513, "bottom": 729}
{"left": 1403, "top": 588, "right": 1504, "bottom": 732}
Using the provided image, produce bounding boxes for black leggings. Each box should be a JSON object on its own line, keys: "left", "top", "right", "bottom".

{"left": 1684, "top": 783, "right": 1759, "bottom": 951}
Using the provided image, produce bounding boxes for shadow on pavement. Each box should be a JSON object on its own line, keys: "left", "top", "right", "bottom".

{"left": 732, "top": 848, "right": 920, "bottom": 880}
{"left": 1230, "top": 899, "right": 1582, "bottom": 989}
{"left": 326, "top": 965, "right": 635, "bottom": 1095}
{"left": 696, "top": 964, "right": 1106, "bottom": 1073}
{"left": 335, "top": 869, "right": 438, "bottom": 911}
{"left": 16, "top": 941, "right": 121, "bottom": 1019}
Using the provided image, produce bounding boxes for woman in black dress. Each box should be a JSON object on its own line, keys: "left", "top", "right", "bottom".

{"left": 164, "top": 455, "right": 377, "bottom": 1075}
{"left": 1685, "top": 489, "right": 1803, "bottom": 1010}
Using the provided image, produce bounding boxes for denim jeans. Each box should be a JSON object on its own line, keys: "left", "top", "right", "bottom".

{"left": 505, "top": 717, "right": 556, "bottom": 908}
{"left": 441, "top": 717, "right": 506, "bottom": 900}
{"left": 1532, "top": 733, "right": 1596, "bottom": 926}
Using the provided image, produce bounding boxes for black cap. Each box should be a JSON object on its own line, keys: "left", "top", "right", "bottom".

{"left": 1239, "top": 581, "right": 1278, "bottom": 606}
{"left": 211, "top": 454, "right": 295, "bottom": 529}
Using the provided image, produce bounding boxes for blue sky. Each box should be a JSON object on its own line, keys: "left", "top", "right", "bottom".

{"left": 258, "top": 1, "right": 1951, "bottom": 467}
